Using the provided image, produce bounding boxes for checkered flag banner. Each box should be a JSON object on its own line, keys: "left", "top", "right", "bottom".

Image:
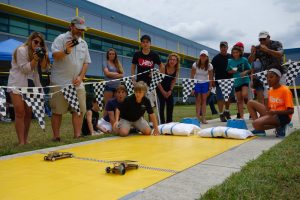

{"left": 149, "top": 69, "right": 165, "bottom": 92}
{"left": 182, "top": 78, "right": 198, "bottom": 102}
{"left": 61, "top": 85, "right": 81, "bottom": 115}
{"left": 284, "top": 61, "right": 300, "bottom": 86}
{"left": 122, "top": 76, "right": 134, "bottom": 95}
{"left": 20, "top": 87, "right": 45, "bottom": 130}
{"left": 92, "top": 81, "right": 106, "bottom": 111}
{"left": 0, "top": 88, "right": 6, "bottom": 117}
{"left": 217, "top": 79, "right": 234, "bottom": 102}
{"left": 255, "top": 70, "right": 269, "bottom": 89}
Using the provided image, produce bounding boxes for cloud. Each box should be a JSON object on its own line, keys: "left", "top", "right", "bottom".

{"left": 274, "top": 21, "right": 300, "bottom": 48}
{"left": 273, "top": 0, "right": 300, "bottom": 12}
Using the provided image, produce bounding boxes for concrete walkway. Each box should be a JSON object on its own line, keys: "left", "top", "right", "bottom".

{"left": 123, "top": 111, "right": 300, "bottom": 200}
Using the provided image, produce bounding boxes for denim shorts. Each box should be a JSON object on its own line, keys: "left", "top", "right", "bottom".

{"left": 276, "top": 114, "right": 291, "bottom": 127}
{"left": 194, "top": 82, "right": 209, "bottom": 94}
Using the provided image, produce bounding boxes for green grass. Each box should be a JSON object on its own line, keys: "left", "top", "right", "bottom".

{"left": 200, "top": 131, "right": 300, "bottom": 200}
{"left": 0, "top": 104, "right": 239, "bottom": 156}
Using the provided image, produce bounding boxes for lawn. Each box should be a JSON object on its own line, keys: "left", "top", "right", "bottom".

{"left": 0, "top": 104, "right": 239, "bottom": 156}
{"left": 200, "top": 130, "right": 300, "bottom": 200}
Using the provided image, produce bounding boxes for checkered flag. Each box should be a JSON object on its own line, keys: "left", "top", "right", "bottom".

{"left": 61, "top": 85, "right": 80, "bottom": 115}
{"left": 92, "top": 81, "right": 106, "bottom": 111}
{"left": 0, "top": 88, "right": 6, "bottom": 117}
{"left": 284, "top": 61, "right": 300, "bottom": 86}
{"left": 122, "top": 76, "right": 134, "bottom": 95}
{"left": 149, "top": 69, "right": 165, "bottom": 92}
{"left": 217, "top": 79, "right": 234, "bottom": 102}
{"left": 20, "top": 87, "right": 45, "bottom": 130}
{"left": 182, "top": 78, "right": 198, "bottom": 102}
{"left": 255, "top": 70, "right": 269, "bottom": 89}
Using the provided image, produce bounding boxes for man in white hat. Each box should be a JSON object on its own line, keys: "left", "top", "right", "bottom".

{"left": 50, "top": 16, "right": 91, "bottom": 141}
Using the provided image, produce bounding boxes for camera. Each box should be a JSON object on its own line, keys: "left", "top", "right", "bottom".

{"left": 71, "top": 38, "right": 79, "bottom": 47}
{"left": 35, "top": 47, "right": 46, "bottom": 59}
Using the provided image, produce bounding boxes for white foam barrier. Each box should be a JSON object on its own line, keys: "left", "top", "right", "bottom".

{"left": 198, "top": 126, "right": 253, "bottom": 140}
{"left": 158, "top": 122, "right": 201, "bottom": 136}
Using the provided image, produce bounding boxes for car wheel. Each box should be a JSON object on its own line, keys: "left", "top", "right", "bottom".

{"left": 106, "top": 167, "right": 111, "bottom": 173}
{"left": 51, "top": 157, "right": 55, "bottom": 161}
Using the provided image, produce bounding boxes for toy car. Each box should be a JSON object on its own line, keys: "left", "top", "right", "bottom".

{"left": 44, "top": 151, "right": 74, "bottom": 161}
{"left": 105, "top": 160, "right": 138, "bottom": 175}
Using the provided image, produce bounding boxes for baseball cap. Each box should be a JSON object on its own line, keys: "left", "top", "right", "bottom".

{"left": 220, "top": 41, "right": 228, "bottom": 47}
{"left": 259, "top": 31, "right": 269, "bottom": 39}
{"left": 200, "top": 50, "right": 209, "bottom": 56}
{"left": 235, "top": 42, "right": 244, "bottom": 48}
{"left": 71, "top": 16, "right": 87, "bottom": 30}
{"left": 140, "top": 35, "right": 151, "bottom": 42}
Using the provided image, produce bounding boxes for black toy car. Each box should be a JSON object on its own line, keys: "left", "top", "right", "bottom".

{"left": 105, "top": 160, "right": 138, "bottom": 175}
{"left": 44, "top": 151, "right": 74, "bottom": 161}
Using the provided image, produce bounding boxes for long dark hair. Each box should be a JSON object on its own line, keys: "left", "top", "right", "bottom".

{"left": 197, "top": 57, "right": 209, "bottom": 71}
{"left": 106, "top": 48, "right": 124, "bottom": 73}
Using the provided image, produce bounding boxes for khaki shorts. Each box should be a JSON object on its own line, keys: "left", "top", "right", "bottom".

{"left": 118, "top": 117, "right": 150, "bottom": 132}
{"left": 50, "top": 86, "right": 86, "bottom": 115}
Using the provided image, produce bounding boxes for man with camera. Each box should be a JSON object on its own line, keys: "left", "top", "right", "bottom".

{"left": 50, "top": 16, "right": 91, "bottom": 141}
{"left": 248, "top": 31, "right": 284, "bottom": 104}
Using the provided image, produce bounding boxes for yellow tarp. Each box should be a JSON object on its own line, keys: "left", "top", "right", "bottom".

{"left": 0, "top": 135, "right": 252, "bottom": 200}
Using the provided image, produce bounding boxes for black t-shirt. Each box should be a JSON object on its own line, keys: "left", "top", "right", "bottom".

{"left": 117, "top": 94, "right": 153, "bottom": 122}
{"left": 132, "top": 50, "right": 161, "bottom": 85}
{"left": 81, "top": 109, "right": 99, "bottom": 135}
{"left": 103, "top": 98, "right": 119, "bottom": 122}
{"left": 211, "top": 53, "right": 232, "bottom": 80}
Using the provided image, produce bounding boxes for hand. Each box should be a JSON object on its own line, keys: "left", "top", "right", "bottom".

{"left": 113, "top": 121, "right": 119, "bottom": 130}
{"left": 259, "top": 44, "right": 269, "bottom": 53}
{"left": 191, "top": 90, "right": 195, "bottom": 96}
{"left": 166, "top": 90, "right": 172, "bottom": 98}
{"left": 65, "top": 40, "right": 74, "bottom": 54}
{"left": 33, "top": 52, "right": 39, "bottom": 62}
{"left": 73, "top": 76, "right": 83, "bottom": 87}
{"left": 240, "top": 71, "right": 247, "bottom": 77}
{"left": 153, "top": 128, "right": 159, "bottom": 136}
{"left": 211, "top": 81, "right": 215, "bottom": 87}
{"left": 266, "top": 110, "right": 276, "bottom": 115}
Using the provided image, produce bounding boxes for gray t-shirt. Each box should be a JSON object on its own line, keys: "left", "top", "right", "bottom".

{"left": 102, "top": 61, "right": 120, "bottom": 89}
{"left": 51, "top": 31, "right": 91, "bottom": 88}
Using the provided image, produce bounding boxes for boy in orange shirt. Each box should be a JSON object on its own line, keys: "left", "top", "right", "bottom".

{"left": 247, "top": 68, "right": 294, "bottom": 137}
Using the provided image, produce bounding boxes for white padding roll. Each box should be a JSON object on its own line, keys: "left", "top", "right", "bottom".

{"left": 198, "top": 126, "right": 253, "bottom": 139}
{"left": 158, "top": 122, "right": 201, "bottom": 136}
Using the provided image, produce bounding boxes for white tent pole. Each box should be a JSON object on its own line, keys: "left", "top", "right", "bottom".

{"left": 154, "top": 90, "right": 161, "bottom": 125}
{"left": 293, "top": 79, "right": 300, "bottom": 123}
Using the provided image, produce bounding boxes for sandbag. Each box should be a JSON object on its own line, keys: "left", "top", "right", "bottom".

{"left": 198, "top": 126, "right": 253, "bottom": 139}
{"left": 158, "top": 122, "right": 201, "bottom": 136}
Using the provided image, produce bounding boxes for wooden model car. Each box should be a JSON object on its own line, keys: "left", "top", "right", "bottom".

{"left": 44, "top": 151, "right": 74, "bottom": 161}
{"left": 105, "top": 160, "right": 138, "bottom": 175}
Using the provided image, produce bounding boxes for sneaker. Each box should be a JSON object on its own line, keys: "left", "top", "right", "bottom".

{"left": 275, "top": 126, "right": 286, "bottom": 137}
{"left": 223, "top": 111, "right": 231, "bottom": 120}
{"left": 251, "top": 130, "right": 266, "bottom": 136}
{"left": 219, "top": 114, "right": 227, "bottom": 122}
{"left": 236, "top": 113, "right": 241, "bottom": 119}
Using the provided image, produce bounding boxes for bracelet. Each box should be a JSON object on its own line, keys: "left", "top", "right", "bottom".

{"left": 64, "top": 49, "right": 70, "bottom": 55}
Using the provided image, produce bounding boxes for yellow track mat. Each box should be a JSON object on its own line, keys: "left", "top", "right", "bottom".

{"left": 0, "top": 135, "right": 252, "bottom": 200}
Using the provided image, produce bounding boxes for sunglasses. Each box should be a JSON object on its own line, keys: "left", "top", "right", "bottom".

{"left": 33, "top": 40, "right": 43, "bottom": 46}
{"left": 259, "top": 38, "right": 267, "bottom": 42}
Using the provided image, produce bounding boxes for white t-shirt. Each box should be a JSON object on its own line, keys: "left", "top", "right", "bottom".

{"left": 193, "top": 62, "right": 213, "bottom": 82}
{"left": 51, "top": 31, "right": 91, "bottom": 88}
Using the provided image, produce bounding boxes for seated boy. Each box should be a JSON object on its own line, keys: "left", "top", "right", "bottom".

{"left": 114, "top": 81, "right": 159, "bottom": 136}
{"left": 98, "top": 85, "right": 127, "bottom": 133}
{"left": 247, "top": 68, "right": 294, "bottom": 137}
{"left": 81, "top": 97, "right": 102, "bottom": 136}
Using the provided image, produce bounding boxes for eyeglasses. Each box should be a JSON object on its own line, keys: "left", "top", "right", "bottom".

{"left": 259, "top": 38, "right": 267, "bottom": 42}
{"left": 33, "top": 40, "right": 43, "bottom": 46}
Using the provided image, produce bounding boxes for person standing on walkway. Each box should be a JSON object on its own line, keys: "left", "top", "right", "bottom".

{"left": 211, "top": 41, "right": 232, "bottom": 122}
{"left": 50, "top": 16, "right": 91, "bottom": 141}
{"left": 191, "top": 50, "right": 213, "bottom": 124}
{"left": 8, "top": 32, "right": 50, "bottom": 145}
{"left": 156, "top": 53, "right": 180, "bottom": 124}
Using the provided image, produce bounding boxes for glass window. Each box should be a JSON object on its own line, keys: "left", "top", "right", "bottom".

{"left": 30, "top": 21, "right": 46, "bottom": 33}
{"left": 0, "top": 15, "right": 9, "bottom": 25}
{"left": 90, "top": 38, "right": 102, "bottom": 51}
{"left": 0, "top": 24, "right": 8, "bottom": 32}
{"left": 9, "top": 26, "right": 28, "bottom": 36}
{"left": 10, "top": 16, "right": 28, "bottom": 28}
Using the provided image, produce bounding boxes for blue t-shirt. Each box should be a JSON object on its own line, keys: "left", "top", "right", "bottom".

{"left": 227, "top": 57, "right": 251, "bottom": 87}
{"left": 103, "top": 98, "right": 120, "bottom": 122}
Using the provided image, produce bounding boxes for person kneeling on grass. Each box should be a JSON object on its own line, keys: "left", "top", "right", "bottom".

{"left": 114, "top": 81, "right": 159, "bottom": 136}
{"left": 98, "top": 84, "right": 127, "bottom": 133}
{"left": 81, "top": 97, "right": 102, "bottom": 136}
{"left": 247, "top": 68, "right": 294, "bottom": 137}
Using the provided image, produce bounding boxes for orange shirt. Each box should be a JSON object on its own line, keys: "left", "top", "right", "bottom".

{"left": 268, "top": 85, "right": 294, "bottom": 119}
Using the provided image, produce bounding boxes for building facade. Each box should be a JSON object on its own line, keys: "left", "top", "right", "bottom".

{"left": 0, "top": 0, "right": 218, "bottom": 80}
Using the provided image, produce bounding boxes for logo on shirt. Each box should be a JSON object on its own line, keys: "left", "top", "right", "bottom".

{"left": 138, "top": 58, "right": 154, "bottom": 68}
{"left": 269, "top": 96, "right": 283, "bottom": 109}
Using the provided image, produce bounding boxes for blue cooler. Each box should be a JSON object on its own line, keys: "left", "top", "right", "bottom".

{"left": 180, "top": 117, "right": 200, "bottom": 127}
{"left": 226, "top": 119, "right": 248, "bottom": 130}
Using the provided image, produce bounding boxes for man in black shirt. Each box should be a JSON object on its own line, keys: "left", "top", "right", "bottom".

{"left": 211, "top": 41, "right": 232, "bottom": 122}
{"left": 131, "top": 35, "right": 164, "bottom": 86}
{"left": 114, "top": 81, "right": 159, "bottom": 136}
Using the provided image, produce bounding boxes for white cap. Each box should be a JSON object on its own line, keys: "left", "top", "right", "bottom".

{"left": 200, "top": 50, "right": 209, "bottom": 56}
{"left": 259, "top": 31, "right": 270, "bottom": 39}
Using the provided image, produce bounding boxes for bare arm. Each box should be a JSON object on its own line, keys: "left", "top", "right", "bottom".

{"left": 208, "top": 69, "right": 213, "bottom": 88}
{"left": 149, "top": 113, "right": 159, "bottom": 136}
{"left": 131, "top": 63, "right": 136, "bottom": 83}
{"left": 73, "top": 63, "right": 88, "bottom": 87}
{"left": 103, "top": 67, "right": 123, "bottom": 79}
{"left": 108, "top": 111, "right": 115, "bottom": 127}
{"left": 190, "top": 67, "right": 196, "bottom": 79}
{"left": 268, "top": 107, "right": 294, "bottom": 116}
{"left": 52, "top": 40, "right": 73, "bottom": 61}
{"left": 86, "top": 111, "right": 95, "bottom": 134}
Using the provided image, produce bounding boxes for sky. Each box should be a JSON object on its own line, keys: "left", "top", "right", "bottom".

{"left": 88, "top": 0, "right": 300, "bottom": 52}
